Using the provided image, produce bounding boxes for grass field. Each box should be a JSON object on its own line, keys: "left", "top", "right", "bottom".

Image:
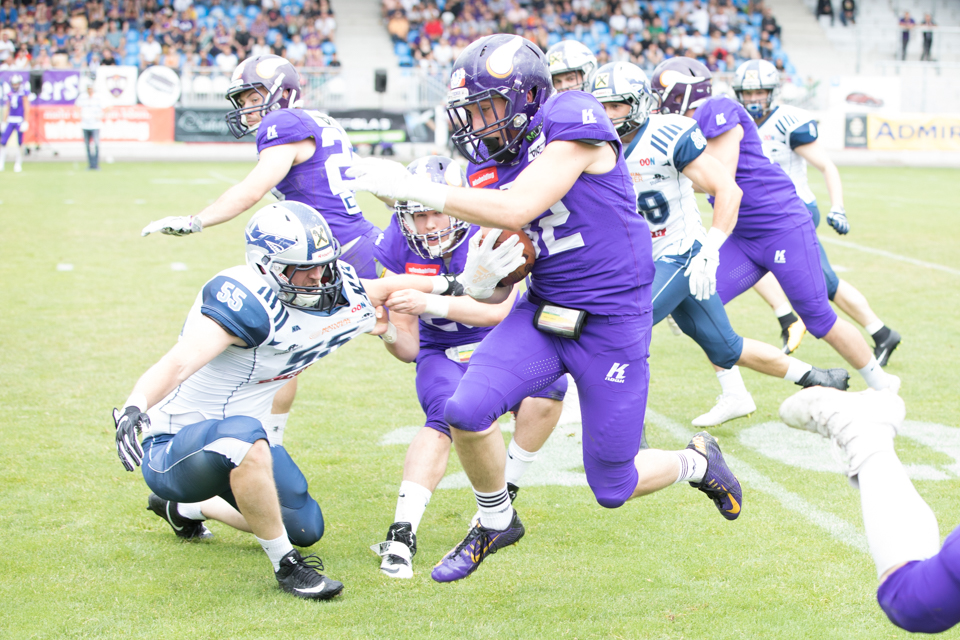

{"left": 1, "top": 161, "right": 958, "bottom": 639}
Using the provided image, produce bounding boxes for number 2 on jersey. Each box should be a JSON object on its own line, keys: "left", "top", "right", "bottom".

{"left": 307, "top": 110, "right": 362, "bottom": 216}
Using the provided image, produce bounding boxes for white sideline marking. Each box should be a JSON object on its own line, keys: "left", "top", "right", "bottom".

{"left": 645, "top": 410, "right": 869, "bottom": 552}
{"left": 209, "top": 171, "right": 239, "bottom": 185}
{"left": 820, "top": 236, "right": 960, "bottom": 277}
{"left": 170, "top": 262, "right": 188, "bottom": 271}
{"left": 150, "top": 178, "right": 217, "bottom": 185}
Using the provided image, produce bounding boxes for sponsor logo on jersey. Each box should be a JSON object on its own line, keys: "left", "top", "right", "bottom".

{"left": 633, "top": 156, "right": 657, "bottom": 167}
{"left": 650, "top": 173, "right": 667, "bottom": 184}
{"left": 593, "top": 73, "right": 609, "bottom": 89}
{"left": 405, "top": 263, "right": 441, "bottom": 276}
{"left": 691, "top": 128, "right": 707, "bottom": 149}
{"left": 651, "top": 228, "right": 666, "bottom": 238}
{"left": 311, "top": 317, "right": 355, "bottom": 338}
{"left": 469, "top": 167, "right": 498, "bottom": 188}
{"left": 527, "top": 134, "right": 546, "bottom": 162}
{"left": 775, "top": 250, "right": 786, "bottom": 263}
{"left": 630, "top": 172, "right": 644, "bottom": 183}
{"left": 716, "top": 113, "right": 727, "bottom": 126}
{"left": 582, "top": 109, "right": 597, "bottom": 125}
{"left": 266, "top": 125, "right": 278, "bottom": 140}
{"left": 605, "top": 362, "right": 629, "bottom": 383}
{"left": 350, "top": 303, "right": 367, "bottom": 313}
{"left": 291, "top": 325, "right": 301, "bottom": 332}
{"left": 258, "top": 368, "right": 306, "bottom": 384}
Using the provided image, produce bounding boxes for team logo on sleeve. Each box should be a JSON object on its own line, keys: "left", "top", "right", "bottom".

{"left": 692, "top": 129, "right": 707, "bottom": 149}
{"left": 266, "top": 125, "right": 278, "bottom": 140}
{"left": 582, "top": 109, "right": 597, "bottom": 124}
{"left": 469, "top": 167, "right": 499, "bottom": 188}
{"left": 716, "top": 113, "right": 727, "bottom": 126}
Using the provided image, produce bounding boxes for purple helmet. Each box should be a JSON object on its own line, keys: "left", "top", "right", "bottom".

{"left": 446, "top": 34, "right": 552, "bottom": 165}
{"left": 395, "top": 156, "right": 471, "bottom": 259}
{"left": 650, "top": 57, "right": 712, "bottom": 115}
{"left": 225, "top": 54, "right": 302, "bottom": 138}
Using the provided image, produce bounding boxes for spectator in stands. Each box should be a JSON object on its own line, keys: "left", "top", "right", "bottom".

{"left": 140, "top": 31, "right": 162, "bottom": 68}
{"left": 304, "top": 32, "right": 324, "bottom": 67}
{"left": 816, "top": 0, "right": 834, "bottom": 27}
{"left": 215, "top": 45, "right": 238, "bottom": 72}
{"left": 434, "top": 35, "right": 454, "bottom": 67}
{"left": 285, "top": 32, "right": 307, "bottom": 66}
{"left": 761, "top": 8, "right": 781, "bottom": 39}
{"left": 100, "top": 47, "right": 116, "bottom": 66}
{"left": 251, "top": 36, "right": 270, "bottom": 58}
{"left": 920, "top": 13, "right": 935, "bottom": 62}
{"left": 839, "top": 0, "right": 855, "bottom": 26}
{"left": 758, "top": 30, "right": 774, "bottom": 60}
{"left": 0, "top": 0, "right": 17, "bottom": 28}
{"left": 328, "top": 51, "right": 340, "bottom": 67}
{"left": 234, "top": 16, "right": 252, "bottom": 55}
{"left": 249, "top": 12, "right": 269, "bottom": 39}
{"left": 11, "top": 42, "right": 30, "bottom": 68}
{"left": 899, "top": 11, "right": 914, "bottom": 61}
{"left": 0, "top": 30, "right": 13, "bottom": 64}
{"left": 162, "top": 44, "right": 181, "bottom": 68}
{"left": 388, "top": 10, "right": 409, "bottom": 44}
{"left": 740, "top": 31, "right": 760, "bottom": 60}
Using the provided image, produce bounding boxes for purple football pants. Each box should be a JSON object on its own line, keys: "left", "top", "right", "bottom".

{"left": 339, "top": 226, "right": 383, "bottom": 280}
{"left": 444, "top": 294, "right": 652, "bottom": 509}
{"left": 877, "top": 524, "right": 960, "bottom": 633}
{"left": 716, "top": 220, "right": 839, "bottom": 338}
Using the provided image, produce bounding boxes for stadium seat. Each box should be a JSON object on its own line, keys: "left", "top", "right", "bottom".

{"left": 227, "top": 4, "right": 241, "bottom": 18}
{"left": 547, "top": 32, "right": 561, "bottom": 46}
{"left": 613, "top": 33, "right": 627, "bottom": 47}
{"left": 127, "top": 29, "right": 140, "bottom": 42}
{"left": 245, "top": 5, "right": 260, "bottom": 19}
{"left": 321, "top": 41, "right": 336, "bottom": 55}
{"left": 750, "top": 13, "right": 763, "bottom": 27}
{"left": 395, "top": 41, "right": 411, "bottom": 57}
{"left": 123, "top": 53, "right": 139, "bottom": 66}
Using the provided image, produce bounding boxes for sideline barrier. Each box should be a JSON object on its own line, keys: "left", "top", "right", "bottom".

{"left": 26, "top": 105, "right": 174, "bottom": 144}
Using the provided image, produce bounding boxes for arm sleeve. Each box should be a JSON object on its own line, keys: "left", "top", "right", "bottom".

{"left": 200, "top": 276, "right": 271, "bottom": 347}
{"left": 544, "top": 91, "right": 620, "bottom": 145}
{"left": 788, "top": 120, "right": 819, "bottom": 149}
{"left": 695, "top": 96, "right": 741, "bottom": 139}
{"left": 671, "top": 123, "right": 708, "bottom": 173}
{"left": 256, "top": 109, "right": 313, "bottom": 151}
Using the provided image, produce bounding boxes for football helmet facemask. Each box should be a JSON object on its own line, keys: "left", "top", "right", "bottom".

{"left": 395, "top": 156, "right": 470, "bottom": 259}
{"left": 589, "top": 62, "right": 657, "bottom": 137}
{"left": 732, "top": 59, "right": 780, "bottom": 120}
{"left": 245, "top": 202, "right": 346, "bottom": 313}
{"left": 225, "top": 54, "right": 302, "bottom": 138}
{"left": 546, "top": 40, "right": 598, "bottom": 92}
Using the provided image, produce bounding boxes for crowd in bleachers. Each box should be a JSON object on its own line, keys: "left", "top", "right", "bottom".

{"left": 382, "top": 0, "right": 795, "bottom": 78}
{"left": 0, "top": 0, "right": 340, "bottom": 72}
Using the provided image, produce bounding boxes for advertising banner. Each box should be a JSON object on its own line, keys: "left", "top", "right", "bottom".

{"left": 35, "top": 70, "right": 82, "bottom": 105}
{"left": 844, "top": 113, "right": 868, "bottom": 149}
{"left": 828, "top": 76, "right": 901, "bottom": 113}
{"left": 137, "top": 66, "right": 181, "bottom": 109}
{"left": 96, "top": 66, "right": 139, "bottom": 106}
{"left": 866, "top": 114, "right": 960, "bottom": 151}
{"left": 28, "top": 105, "right": 174, "bottom": 143}
{"left": 174, "top": 107, "right": 238, "bottom": 142}
{"left": 174, "top": 108, "right": 409, "bottom": 144}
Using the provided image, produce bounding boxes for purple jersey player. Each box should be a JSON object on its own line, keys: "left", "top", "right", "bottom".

{"left": 780, "top": 387, "right": 960, "bottom": 634}
{"left": 349, "top": 34, "right": 743, "bottom": 583}
{"left": 368, "top": 155, "right": 567, "bottom": 580}
{"left": 141, "top": 54, "right": 382, "bottom": 429}
{"left": 1, "top": 73, "right": 28, "bottom": 173}
{"left": 650, "top": 57, "right": 899, "bottom": 394}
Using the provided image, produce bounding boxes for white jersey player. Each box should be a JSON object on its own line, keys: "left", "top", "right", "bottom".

{"left": 112, "top": 200, "right": 523, "bottom": 600}
{"left": 591, "top": 61, "right": 851, "bottom": 426}
{"left": 733, "top": 59, "right": 901, "bottom": 367}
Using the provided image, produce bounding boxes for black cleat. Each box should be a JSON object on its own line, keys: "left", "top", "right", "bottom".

{"left": 797, "top": 367, "right": 850, "bottom": 391}
{"left": 506, "top": 482, "right": 520, "bottom": 503}
{"left": 873, "top": 328, "right": 901, "bottom": 367}
{"left": 276, "top": 550, "right": 344, "bottom": 600}
{"left": 146, "top": 493, "right": 213, "bottom": 540}
{"left": 373, "top": 521, "right": 417, "bottom": 579}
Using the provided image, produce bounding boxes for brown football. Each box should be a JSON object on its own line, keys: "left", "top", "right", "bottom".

{"left": 483, "top": 228, "right": 536, "bottom": 287}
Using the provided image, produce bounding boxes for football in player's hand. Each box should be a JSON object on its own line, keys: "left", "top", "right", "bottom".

{"left": 484, "top": 228, "right": 536, "bottom": 287}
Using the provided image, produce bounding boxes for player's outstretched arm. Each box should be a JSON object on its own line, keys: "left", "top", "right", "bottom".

{"left": 372, "top": 302, "right": 421, "bottom": 363}
{"left": 794, "top": 139, "right": 848, "bottom": 234}
{"left": 681, "top": 151, "right": 741, "bottom": 236}
{"left": 141, "top": 141, "right": 309, "bottom": 236}
{"left": 385, "top": 284, "right": 519, "bottom": 327}
{"left": 703, "top": 124, "right": 743, "bottom": 180}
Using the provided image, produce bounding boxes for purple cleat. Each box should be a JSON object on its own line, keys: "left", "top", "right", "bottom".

{"left": 431, "top": 510, "right": 525, "bottom": 583}
{"left": 686, "top": 432, "right": 742, "bottom": 521}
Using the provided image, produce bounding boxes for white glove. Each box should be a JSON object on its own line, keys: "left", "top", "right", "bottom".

{"left": 684, "top": 227, "right": 726, "bottom": 301}
{"left": 345, "top": 157, "right": 448, "bottom": 212}
{"left": 19, "top": 120, "right": 28, "bottom": 132}
{"left": 460, "top": 229, "right": 525, "bottom": 300}
{"left": 141, "top": 215, "right": 203, "bottom": 237}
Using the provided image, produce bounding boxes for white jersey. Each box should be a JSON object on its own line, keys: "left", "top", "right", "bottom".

{"left": 624, "top": 113, "right": 708, "bottom": 260}
{"left": 146, "top": 262, "right": 376, "bottom": 436}
{"left": 757, "top": 104, "right": 819, "bottom": 205}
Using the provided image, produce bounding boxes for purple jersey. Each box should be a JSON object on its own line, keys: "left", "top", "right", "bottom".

{"left": 257, "top": 109, "right": 377, "bottom": 246}
{"left": 466, "top": 91, "right": 654, "bottom": 316}
{"left": 4, "top": 87, "right": 27, "bottom": 120}
{"left": 694, "top": 95, "right": 810, "bottom": 238}
{"left": 374, "top": 216, "right": 491, "bottom": 350}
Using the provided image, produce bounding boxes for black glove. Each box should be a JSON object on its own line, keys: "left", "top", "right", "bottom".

{"left": 113, "top": 406, "right": 148, "bottom": 472}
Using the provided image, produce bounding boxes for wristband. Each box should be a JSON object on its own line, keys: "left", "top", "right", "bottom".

{"left": 429, "top": 274, "right": 464, "bottom": 296}
{"left": 422, "top": 294, "right": 450, "bottom": 319}
{"left": 123, "top": 392, "right": 148, "bottom": 413}
{"left": 379, "top": 322, "right": 398, "bottom": 344}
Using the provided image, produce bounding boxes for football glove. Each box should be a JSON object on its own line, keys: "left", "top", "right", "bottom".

{"left": 685, "top": 228, "right": 726, "bottom": 301}
{"left": 113, "top": 406, "right": 148, "bottom": 472}
{"left": 141, "top": 215, "right": 203, "bottom": 237}
{"left": 346, "top": 157, "right": 448, "bottom": 212}
{"left": 460, "top": 229, "right": 525, "bottom": 300}
{"left": 19, "top": 120, "right": 28, "bottom": 132}
{"left": 826, "top": 207, "right": 849, "bottom": 235}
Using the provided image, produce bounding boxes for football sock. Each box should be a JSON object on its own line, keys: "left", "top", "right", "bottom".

{"left": 474, "top": 486, "right": 513, "bottom": 530}
{"left": 264, "top": 412, "right": 289, "bottom": 447}
{"left": 0, "top": 147, "right": 5, "bottom": 169}
{"left": 777, "top": 311, "right": 799, "bottom": 331}
{"left": 674, "top": 449, "right": 707, "bottom": 485}
{"left": 716, "top": 366, "right": 749, "bottom": 395}
{"left": 858, "top": 356, "right": 890, "bottom": 390}
{"left": 257, "top": 533, "right": 295, "bottom": 572}
{"left": 178, "top": 502, "right": 206, "bottom": 521}
{"left": 504, "top": 438, "right": 538, "bottom": 486}
{"left": 870, "top": 324, "right": 891, "bottom": 344}
{"left": 395, "top": 480, "right": 432, "bottom": 533}
{"left": 783, "top": 357, "right": 813, "bottom": 383}
{"left": 774, "top": 302, "right": 793, "bottom": 318}
{"left": 858, "top": 450, "right": 940, "bottom": 578}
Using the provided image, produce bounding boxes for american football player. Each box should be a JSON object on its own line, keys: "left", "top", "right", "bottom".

{"left": 590, "top": 61, "right": 849, "bottom": 427}
{"left": 733, "top": 59, "right": 901, "bottom": 366}
{"left": 369, "top": 155, "right": 567, "bottom": 579}
{"left": 115, "top": 201, "right": 520, "bottom": 599}
{"left": 651, "top": 57, "right": 900, "bottom": 393}
{"left": 349, "top": 34, "right": 743, "bottom": 584}
{"left": 545, "top": 39, "right": 597, "bottom": 93}
{"left": 779, "top": 387, "right": 959, "bottom": 634}
{"left": 0, "top": 73, "right": 29, "bottom": 173}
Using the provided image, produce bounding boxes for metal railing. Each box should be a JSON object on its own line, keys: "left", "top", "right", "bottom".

{"left": 179, "top": 67, "right": 347, "bottom": 109}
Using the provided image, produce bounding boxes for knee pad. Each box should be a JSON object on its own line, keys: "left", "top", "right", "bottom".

{"left": 210, "top": 415, "right": 268, "bottom": 444}
{"left": 444, "top": 393, "right": 493, "bottom": 433}
{"left": 284, "top": 498, "right": 325, "bottom": 547}
{"left": 586, "top": 464, "right": 637, "bottom": 510}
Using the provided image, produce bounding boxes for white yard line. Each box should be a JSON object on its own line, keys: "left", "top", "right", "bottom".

{"left": 820, "top": 236, "right": 960, "bottom": 277}
{"left": 208, "top": 171, "right": 240, "bottom": 185}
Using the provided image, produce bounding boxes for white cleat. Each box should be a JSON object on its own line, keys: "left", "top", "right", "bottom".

{"left": 692, "top": 392, "right": 757, "bottom": 427}
{"left": 370, "top": 522, "right": 416, "bottom": 579}
{"left": 13, "top": 163, "right": 21, "bottom": 173}
{"left": 779, "top": 387, "right": 904, "bottom": 479}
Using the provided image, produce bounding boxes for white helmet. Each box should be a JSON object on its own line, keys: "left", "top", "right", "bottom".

{"left": 244, "top": 202, "right": 345, "bottom": 313}
{"left": 732, "top": 59, "right": 780, "bottom": 119}
{"left": 546, "top": 40, "right": 597, "bottom": 92}
{"left": 395, "top": 155, "right": 470, "bottom": 259}
{"left": 589, "top": 62, "right": 657, "bottom": 137}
